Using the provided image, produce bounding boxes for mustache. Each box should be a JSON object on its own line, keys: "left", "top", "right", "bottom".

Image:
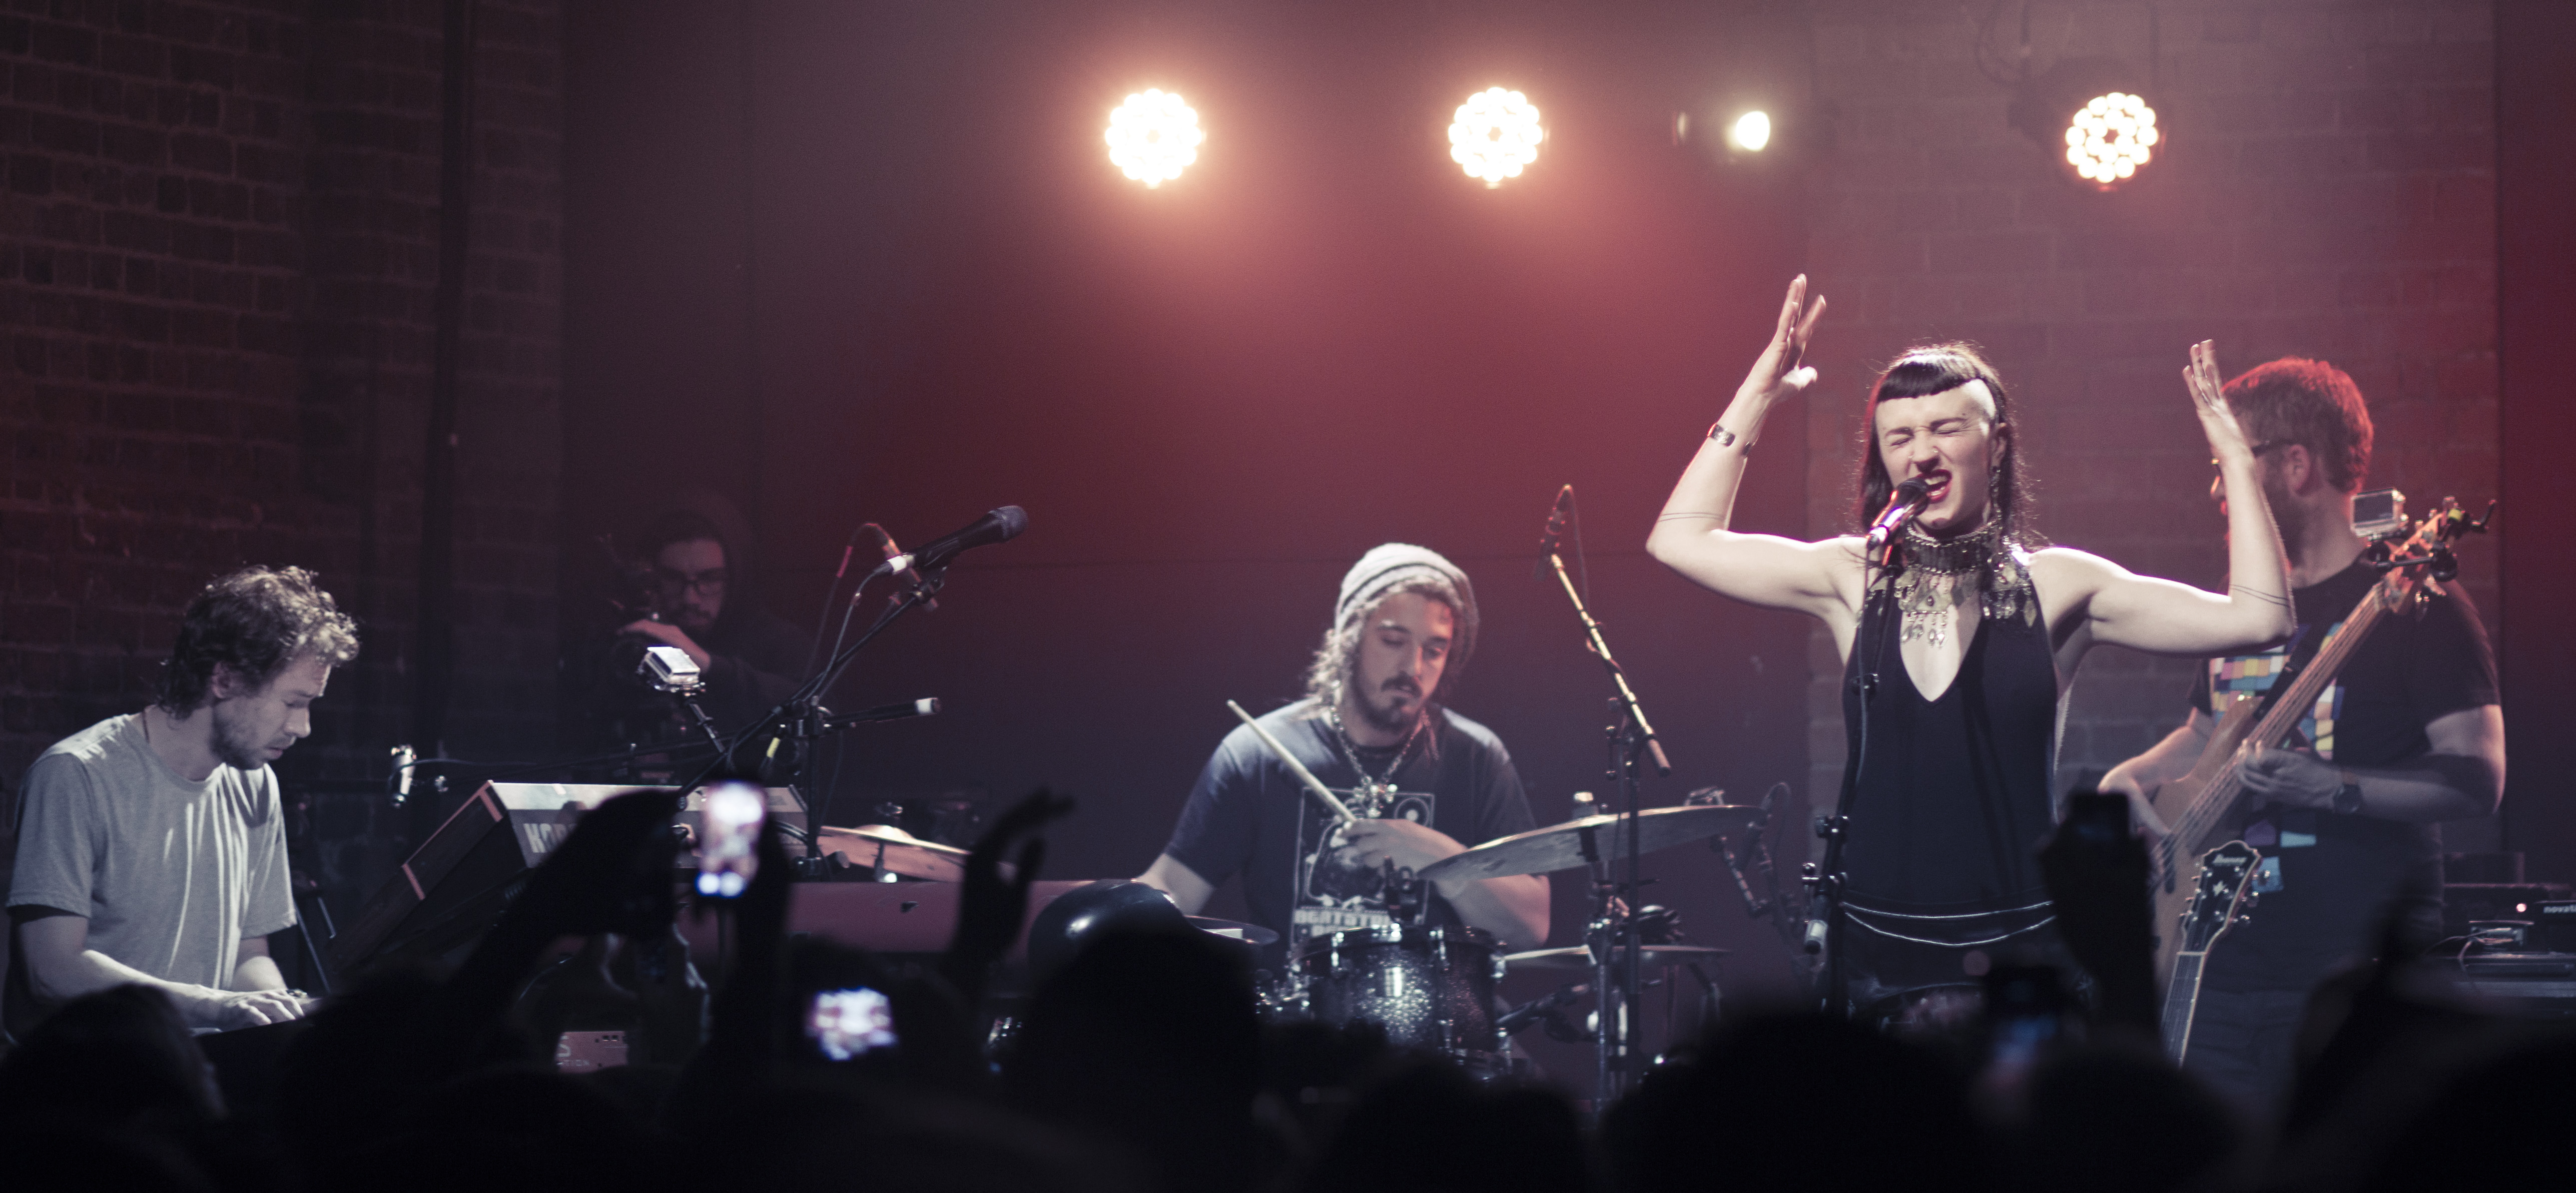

{"left": 1380, "top": 677, "right": 1422, "bottom": 696}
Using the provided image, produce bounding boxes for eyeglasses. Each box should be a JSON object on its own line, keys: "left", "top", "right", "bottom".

{"left": 654, "top": 567, "right": 729, "bottom": 595}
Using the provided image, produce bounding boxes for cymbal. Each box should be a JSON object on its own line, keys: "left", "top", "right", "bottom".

{"left": 816, "top": 824, "right": 970, "bottom": 882}
{"left": 1416, "top": 804, "right": 1764, "bottom": 883}
{"left": 1187, "top": 915, "right": 1280, "bottom": 946}
{"left": 1503, "top": 945, "right": 1729, "bottom": 971}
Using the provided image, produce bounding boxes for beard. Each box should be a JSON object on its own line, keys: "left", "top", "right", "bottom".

{"left": 208, "top": 702, "right": 279, "bottom": 771}
{"left": 1352, "top": 675, "right": 1428, "bottom": 735}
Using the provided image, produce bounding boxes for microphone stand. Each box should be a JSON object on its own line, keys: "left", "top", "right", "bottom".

{"left": 1540, "top": 534, "right": 1671, "bottom": 1105}
{"left": 678, "top": 566, "right": 948, "bottom": 876}
{"left": 1814, "top": 489, "right": 1921, "bottom": 1017}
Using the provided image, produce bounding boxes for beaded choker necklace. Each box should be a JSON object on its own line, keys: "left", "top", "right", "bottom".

{"left": 1883, "top": 517, "right": 2037, "bottom": 647}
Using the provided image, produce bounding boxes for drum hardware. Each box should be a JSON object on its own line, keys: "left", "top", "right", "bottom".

{"left": 1503, "top": 945, "right": 1728, "bottom": 971}
{"left": 1704, "top": 782, "right": 1809, "bottom": 954}
{"left": 1186, "top": 916, "right": 1280, "bottom": 946}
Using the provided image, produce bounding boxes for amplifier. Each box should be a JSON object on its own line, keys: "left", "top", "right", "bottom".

{"left": 2446, "top": 952, "right": 2576, "bottom": 1018}
{"left": 2440, "top": 883, "right": 2573, "bottom": 939}
{"left": 2538, "top": 900, "right": 2576, "bottom": 953}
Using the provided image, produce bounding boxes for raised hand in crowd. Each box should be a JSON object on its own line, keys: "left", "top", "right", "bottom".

{"left": 943, "top": 788, "right": 1078, "bottom": 1006}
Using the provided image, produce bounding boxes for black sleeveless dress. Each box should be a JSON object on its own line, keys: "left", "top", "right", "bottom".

{"left": 1834, "top": 573, "right": 2066, "bottom": 1012}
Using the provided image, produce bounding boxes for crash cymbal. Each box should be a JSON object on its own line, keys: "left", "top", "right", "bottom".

{"left": 1503, "top": 945, "right": 1728, "bottom": 971}
{"left": 816, "top": 824, "right": 970, "bottom": 882}
{"left": 1416, "top": 804, "right": 1764, "bottom": 883}
{"left": 1187, "top": 916, "right": 1280, "bottom": 946}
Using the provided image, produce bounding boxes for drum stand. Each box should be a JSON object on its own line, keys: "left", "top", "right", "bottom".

{"left": 1586, "top": 701, "right": 1662, "bottom": 1103}
{"left": 1538, "top": 519, "right": 1671, "bottom": 1106}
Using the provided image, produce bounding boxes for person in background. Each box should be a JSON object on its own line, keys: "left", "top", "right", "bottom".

{"left": 2102, "top": 357, "right": 2504, "bottom": 1111}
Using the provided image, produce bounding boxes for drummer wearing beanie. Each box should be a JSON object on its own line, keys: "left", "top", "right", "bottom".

{"left": 1136, "top": 545, "right": 1550, "bottom": 958}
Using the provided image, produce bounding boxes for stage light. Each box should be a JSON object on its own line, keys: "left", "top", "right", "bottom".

{"left": 2064, "top": 92, "right": 2157, "bottom": 186}
{"left": 1449, "top": 87, "right": 1543, "bottom": 187}
{"left": 1105, "top": 89, "right": 1204, "bottom": 188}
{"left": 1728, "top": 111, "right": 1771, "bottom": 152}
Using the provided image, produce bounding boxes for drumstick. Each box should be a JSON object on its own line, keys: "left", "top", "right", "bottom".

{"left": 1227, "top": 700, "right": 1357, "bottom": 824}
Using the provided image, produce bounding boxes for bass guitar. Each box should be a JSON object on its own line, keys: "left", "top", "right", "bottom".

{"left": 2149, "top": 497, "right": 2491, "bottom": 992}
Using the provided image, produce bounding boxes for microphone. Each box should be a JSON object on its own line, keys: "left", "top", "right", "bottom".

{"left": 1863, "top": 476, "right": 1935, "bottom": 560}
{"left": 862, "top": 523, "right": 936, "bottom": 611}
{"left": 882, "top": 506, "right": 1028, "bottom": 576}
{"left": 1534, "top": 485, "right": 1574, "bottom": 578}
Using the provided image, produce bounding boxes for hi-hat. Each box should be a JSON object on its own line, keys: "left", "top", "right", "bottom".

{"left": 1417, "top": 804, "right": 1763, "bottom": 883}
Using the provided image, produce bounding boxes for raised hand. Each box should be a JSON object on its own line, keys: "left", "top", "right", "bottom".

{"left": 942, "top": 788, "right": 1077, "bottom": 1000}
{"left": 2184, "top": 340, "right": 2256, "bottom": 462}
{"left": 1734, "top": 274, "right": 1828, "bottom": 408}
{"left": 516, "top": 787, "right": 686, "bottom": 937}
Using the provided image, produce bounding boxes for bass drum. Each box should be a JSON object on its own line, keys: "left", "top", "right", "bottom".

{"left": 1291, "top": 924, "right": 1507, "bottom": 1070}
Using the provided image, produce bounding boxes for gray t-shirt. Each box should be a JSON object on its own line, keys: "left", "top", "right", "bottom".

{"left": 8, "top": 713, "right": 298, "bottom": 996}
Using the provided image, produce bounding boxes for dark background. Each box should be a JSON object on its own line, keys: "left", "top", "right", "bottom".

{"left": 6, "top": 0, "right": 2571, "bottom": 1096}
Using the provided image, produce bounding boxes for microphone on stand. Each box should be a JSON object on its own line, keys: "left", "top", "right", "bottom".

{"left": 862, "top": 524, "right": 936, "bottom": 612}
{"left": 880, "top": 506, "right": 1029, "bottom": 577}
{"left": 1534, "top": 485, "right": 1575, "bottom": 578}
{"left": 1864, "top": 476, "right": 1936, "bottom": 565}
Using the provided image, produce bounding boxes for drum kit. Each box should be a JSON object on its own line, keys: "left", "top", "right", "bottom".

{"left": 819, "top": 802, "right": 1759, "bottom": 1091}
{"left": 1266, "top": 799, "right": 1758, "bottom": 1087}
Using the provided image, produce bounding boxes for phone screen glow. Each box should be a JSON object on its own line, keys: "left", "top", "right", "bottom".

{"left": 696, "top": 782, "right": 765, "bottom": 897}
{"left": 808, "top": 987, "right": 897, "bottom": 1059}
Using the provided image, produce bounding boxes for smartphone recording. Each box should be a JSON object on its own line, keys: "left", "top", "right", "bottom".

{"left": 807, "top": 987, "right": 899, "bottom": 1060}
{"left": 696, "top": 780, "right": 766, "bottom": 898}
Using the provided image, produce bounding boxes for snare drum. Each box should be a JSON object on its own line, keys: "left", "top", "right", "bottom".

{"left": 1290, "top": 924, "right": 1507, "bottom": 1067}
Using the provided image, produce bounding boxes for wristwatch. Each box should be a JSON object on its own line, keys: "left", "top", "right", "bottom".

{"left": 2331, "top": 771, "right": 2364, "bottom": 815}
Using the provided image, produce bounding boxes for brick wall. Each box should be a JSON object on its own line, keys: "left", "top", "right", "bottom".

{"left": 1796, "top": 1, "right": 2498, "bottom": 837}
{"left": 0, "top": 0, "right": 564, "bottom": 914}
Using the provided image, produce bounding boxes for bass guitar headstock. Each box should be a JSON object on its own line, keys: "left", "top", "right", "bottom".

{"left": 2364, "top": 496, "right": 2493, "bottom": 611}
{"left": 2177, "top": 839, "right": 2262, "bottom": 956}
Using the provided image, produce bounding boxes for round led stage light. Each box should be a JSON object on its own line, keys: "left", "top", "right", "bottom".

{"left": 2065, "top": 92, "right": 2158, "bottom": 186}
{"left": 1729, "top": 110, "right": 1771, "bottom": 152}
{"left": 1449, "top": 87, "right": 1544, "bottom": 187}
{"left": 1106, "top": 89, "right": 1204, "bottom": 188}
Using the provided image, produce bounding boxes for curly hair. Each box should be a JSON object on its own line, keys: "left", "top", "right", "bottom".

{"left": 1301, "top": 575, "right": 1466, "bottom": 712}
{"left": 1851, "top": 342, "right": 2041, "bottom": 548}
{"left": 156, "top": 565, "right": 361, "bottom": 713}
{"left": 2219, "top": 357, "right": 2373, "bottom": 493}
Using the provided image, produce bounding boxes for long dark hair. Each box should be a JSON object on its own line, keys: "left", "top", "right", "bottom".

{"left": 1850, "top": 342, "right": 2040, "bottom": 548}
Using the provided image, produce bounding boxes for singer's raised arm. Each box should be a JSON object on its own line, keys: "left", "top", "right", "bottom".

{"left": 1647, "top": 277, "right": 1864, "bottom": 626}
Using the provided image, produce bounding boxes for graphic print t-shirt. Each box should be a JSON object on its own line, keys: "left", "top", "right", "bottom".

{"left": 1162, "top": 700, "right": 1537, "bottom": 963}
{"left": 2182, "top": 561, "right": 2498, "bottom": 992}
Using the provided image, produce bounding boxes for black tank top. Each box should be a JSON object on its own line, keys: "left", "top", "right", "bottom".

{"left": 1837, "top": 582, "right": 2060, "bottom": 914}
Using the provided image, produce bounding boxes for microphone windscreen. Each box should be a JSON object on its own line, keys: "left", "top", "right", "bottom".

{"left": 990, "top": 505, "right": 1029, "bottom": 540}
{"left": 1893, "top": 476, "right": 1934, "bottom": 502}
